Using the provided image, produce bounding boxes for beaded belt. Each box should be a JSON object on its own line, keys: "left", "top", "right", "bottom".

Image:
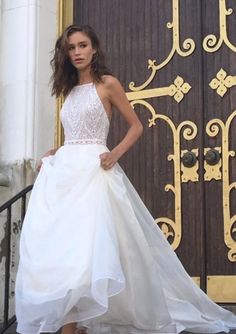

{"left": 64, "top": 139, "right": 106, "bottom": 145}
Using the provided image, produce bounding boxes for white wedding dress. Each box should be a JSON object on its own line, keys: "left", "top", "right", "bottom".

{"left": 15, "top": 82, "right": 236, "bottom": 334}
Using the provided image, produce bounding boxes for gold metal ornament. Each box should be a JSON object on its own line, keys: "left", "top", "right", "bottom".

{"left": 58, "top": 0, "right": 73, "bottom": 35}
{"left": 207, "top": 275, "right": 236, "bottom": 302}
{"left": 156, "top": 118, "right": 197, "bottom": 250}
{"left": 128, "top": 98, "right": 198, "bottom": 251}
{"left": 181, "top": 149, "right": 199, "bottom": 183}
{"left": 206, "top": 111, "right": 236, "bottom": 262}
{"left": 129, "top": 0, "right": 195, "bottom": 92}
{"left": 204, "top": 147, "right": 222, "bottom": 181}
{"left": 126, "top": 75, "right": 191, "bottom": 114}
{"left": 192, "top": 277, "right": 200, "bottom": 287}
{"left": 203, "top": 0, "right": 236, "bottom": 53}
{"left": 124, "top": 0, "right": 197, "bottom": 250}
{"left": 209, "top": 68, "right": 236, "bottom": 97}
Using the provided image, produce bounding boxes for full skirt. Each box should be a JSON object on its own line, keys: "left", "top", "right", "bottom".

{"left": 15, "top": 144, "right": 236, "bottom": 334}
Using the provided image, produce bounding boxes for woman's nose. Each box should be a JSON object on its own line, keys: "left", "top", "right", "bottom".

{"left": 75, "top": 46, "right": 80, "bottom": 55}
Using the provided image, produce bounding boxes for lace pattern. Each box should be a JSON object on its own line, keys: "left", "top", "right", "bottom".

{"left": 60, "top": 83, "right": 110, "bottom": 145}
{"left": 64, "top": 139, "right": 106, "bottom": 145}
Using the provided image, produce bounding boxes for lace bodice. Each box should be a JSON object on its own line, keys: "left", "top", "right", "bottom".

{"left": 60, "top": 83, "right": 110, "bottom": 145}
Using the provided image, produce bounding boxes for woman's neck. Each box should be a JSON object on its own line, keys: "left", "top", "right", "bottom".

{"left": 78, "top": 68, "right": 93, "bottom": 85}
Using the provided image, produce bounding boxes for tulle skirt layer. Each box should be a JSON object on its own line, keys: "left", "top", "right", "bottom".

{"left": 15, "top": 144, "right": 236, "bottom": 334}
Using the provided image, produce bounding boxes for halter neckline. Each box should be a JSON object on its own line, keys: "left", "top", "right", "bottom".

{"left": 76, "top": 82, "right": 94, "bottom": 87}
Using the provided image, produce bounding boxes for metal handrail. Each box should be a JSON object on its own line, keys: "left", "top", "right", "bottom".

{"left": 0, "top": 185, "right": 33, "bottom": 213}
{"left": 0, "top": 185, "right": 33, "bottom": 334}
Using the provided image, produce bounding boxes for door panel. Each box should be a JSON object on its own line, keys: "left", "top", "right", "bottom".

{"left": 202, "top": 0, "right": 236, "bottom": 301}
{"left": 71, "top": 0, "right": 236, "bottom": 301}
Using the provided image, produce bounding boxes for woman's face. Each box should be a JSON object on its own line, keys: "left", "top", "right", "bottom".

{"left": 67, "top": 31, "right": 96, "bottom": 71}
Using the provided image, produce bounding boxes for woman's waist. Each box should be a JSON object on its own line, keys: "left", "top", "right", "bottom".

{"left": 58, "top": 140, "right": 109, "bottom": 158}
{"left": 64, "top": 138, "right": 107, "bottom": 146}
{"left": 45, "top": 143, "right": 109, "bottom": 173}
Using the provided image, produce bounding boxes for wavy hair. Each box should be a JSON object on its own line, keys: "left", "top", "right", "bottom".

{"left": 50, "top": 24, "right": 113, "bottom": 97}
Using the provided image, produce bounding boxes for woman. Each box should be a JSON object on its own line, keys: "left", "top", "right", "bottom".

{"left": 15, "top": 24, "right": 236, "bottom": 334}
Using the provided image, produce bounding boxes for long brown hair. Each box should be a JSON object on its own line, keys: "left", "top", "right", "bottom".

{"left": 50, "top": 24, "right": 113, "bottom": 97}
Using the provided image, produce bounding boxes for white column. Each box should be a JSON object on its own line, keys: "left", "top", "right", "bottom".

{"left": 1, "top": 0, "right": 35, "bottom": 163}
{"left": 0, "top": 0, "right": 57, "bottom": 166}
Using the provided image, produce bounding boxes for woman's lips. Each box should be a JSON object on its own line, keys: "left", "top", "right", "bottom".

{"left": 74, "top": 59, "right": 83, "bottom": 63}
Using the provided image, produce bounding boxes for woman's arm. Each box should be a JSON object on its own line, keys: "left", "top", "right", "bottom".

{"left": 100, "top": 76, "right": 143, "bottom": 170}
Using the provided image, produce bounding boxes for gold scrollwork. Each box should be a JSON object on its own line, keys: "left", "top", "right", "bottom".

{"left": 203, "top": 0, "right": 236, "bottom": 53}
{"left": 209, "top": 68, "right": 236, "bottom": 97}
{"left": 129, "top": 0, "right": 195, "bottom": 92}
{"left": 130, "top": 100, "right": 197, "bottom": 250}
{"left": 206, "top": 111, "right": 236, "bottom": 262}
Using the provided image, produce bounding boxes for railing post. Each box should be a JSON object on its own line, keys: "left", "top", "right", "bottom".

{"left": 4, "top": 207, "right": 11, "bottom": 326}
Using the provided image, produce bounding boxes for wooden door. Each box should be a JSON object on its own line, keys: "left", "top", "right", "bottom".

{"left": 202, "top": 0, "right": 236, "bottom": 301}
{"left": 71, "top": 0, "right": 236, "bottom": 302}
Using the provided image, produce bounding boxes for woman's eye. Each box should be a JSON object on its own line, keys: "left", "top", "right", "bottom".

{"left": 68, "top": 46, "right": 74, "bottom": 50}
{"left": 80, "top": 44, "right": 87, "bottom": 48}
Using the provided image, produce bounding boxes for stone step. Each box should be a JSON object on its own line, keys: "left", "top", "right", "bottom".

{"left": 2, "top": 322, "right": 236, "bottom": 334}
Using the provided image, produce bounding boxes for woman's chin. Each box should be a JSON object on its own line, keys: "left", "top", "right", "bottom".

{"left": 75, "top": 63, "right": 91, "bottom": 72}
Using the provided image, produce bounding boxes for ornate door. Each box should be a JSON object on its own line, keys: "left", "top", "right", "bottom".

{"left": 60, "top": 0, "right": 236, "bottom": 302}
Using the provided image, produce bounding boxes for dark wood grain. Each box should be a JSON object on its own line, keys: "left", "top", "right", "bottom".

{"left": 73, "top": 0, "right": 236, "bottom": 292}
{"left": 202, "top": 0, "right": 236, "bottom": 277}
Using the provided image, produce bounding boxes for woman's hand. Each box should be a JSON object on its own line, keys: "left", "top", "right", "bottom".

{"left": 37, "top": 148, "right": 57, "bottom": 172}
{"left": 99, "top": 151, "right": 119, "bottom": 170}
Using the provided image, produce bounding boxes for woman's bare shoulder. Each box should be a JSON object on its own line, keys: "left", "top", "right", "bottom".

{"left": 101, "top": 76, "right": 126, "bottom": 101}
{"left": 101, "top": 75, "right": 122, "bottom": 89}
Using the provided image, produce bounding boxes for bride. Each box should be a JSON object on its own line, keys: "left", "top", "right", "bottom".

{"left": 15, "top": 24, "right": 236, "bottom": 334}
